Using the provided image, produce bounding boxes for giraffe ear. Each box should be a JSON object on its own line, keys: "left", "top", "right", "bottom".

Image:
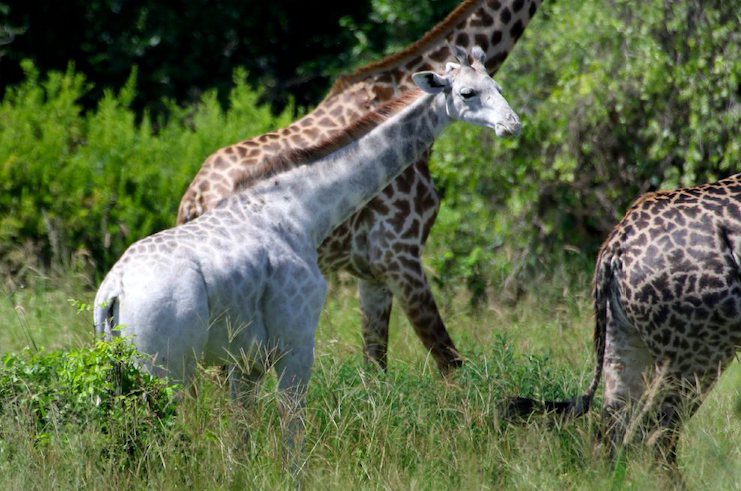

{"left": 412, "top": 71, "right": 450, "bottom": 94}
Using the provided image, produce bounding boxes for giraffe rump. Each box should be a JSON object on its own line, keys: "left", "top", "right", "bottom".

{"left": 509, "top": 173, "right": 741, "bottom": 468}
{"left": 233, "top": 89, "right": 423, "bottom": 192}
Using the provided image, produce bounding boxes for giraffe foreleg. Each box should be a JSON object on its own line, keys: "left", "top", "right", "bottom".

{"left": 227, "top": 361, "right": 267, "bottom": 453}
{"left": 262, "top": 256, "right": 326, "bottom": 473}
{"left": 273, "top": 343, "right": 314, "bottom": 476}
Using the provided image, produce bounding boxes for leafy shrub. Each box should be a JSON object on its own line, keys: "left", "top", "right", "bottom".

{"left": 427, "top": 0, "right": 741, "bottom": 298}
{"left": 0, "top": 338, "right": 177, "bottom": 454}
{"left": 0, "top": 61, "right": 292, "bottom": 281}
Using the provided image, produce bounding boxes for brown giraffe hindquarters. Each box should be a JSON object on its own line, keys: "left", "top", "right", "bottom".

{"left": 510, "top": 173, "right": 741, "bottom": 468}
{"left": 177, "top": 0, "right": 541, "bottom": 372}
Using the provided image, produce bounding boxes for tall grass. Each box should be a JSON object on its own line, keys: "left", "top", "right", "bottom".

{"left": 1, "top": 270, "right": 740, "bottom": 489}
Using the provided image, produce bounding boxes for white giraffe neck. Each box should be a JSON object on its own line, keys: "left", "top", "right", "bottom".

{"left": 248, "top": 91, "right": 448, "bottom": 247}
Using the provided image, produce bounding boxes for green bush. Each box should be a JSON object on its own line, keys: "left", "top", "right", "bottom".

{"left": 0, "top": 337, "right": 177, "bottom": 455}
{"left": 426, "top": 0, "right": 741, "bottom": 297}
{"left": 0, "top": 61, "right": 291, "bottom": 280}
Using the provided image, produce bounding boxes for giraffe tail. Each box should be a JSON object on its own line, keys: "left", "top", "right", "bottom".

{"left": 93, "top": 273, "right": 121, "bottom": 342}
{"left": 506, "top": 248, "right": 612, "bottom": 421}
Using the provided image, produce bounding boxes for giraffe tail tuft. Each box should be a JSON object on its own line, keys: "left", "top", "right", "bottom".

{"left": 504, "top": 246, "right": 613, "bottom": 422}
{"left": 93, "top": 274, "right": 121, "bottom": 342}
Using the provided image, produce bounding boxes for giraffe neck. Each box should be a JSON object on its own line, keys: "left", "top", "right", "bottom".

{"left": 247, "top": 92, "right": 447, "bottom": 247}
{"left": 326, "top": 0, "right": 540, "bottom": 101}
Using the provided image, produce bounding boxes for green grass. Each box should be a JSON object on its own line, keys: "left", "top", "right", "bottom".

{"left": 1, "top": 270, "right": 741, "bottom": 490}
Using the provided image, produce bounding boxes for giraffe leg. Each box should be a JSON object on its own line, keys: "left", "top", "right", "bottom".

{"left": 376, "top": 257, "right": 462, "bottom": 373}
{"left": 273, "top": 343, "right": 314, "bottom": 476}
{"left": 358, "top": 278, "right": 393, "bottom": 370}
{"left": 262, "top": 260, "right": 326, "bottom": 473}
{"left": 601, "top": 304, "right": 654, "bottom": 458}
{"left": 645, "top": 365, "right": 724, "bottom": 469}
{"left": 649, "top": 385, "right": 694, "bottom": 468}
{"left": 229, "top": 363, "right": 265, "bottom": 406}
{"left": 228, "top": 363, "right": 265, "bottom": 451}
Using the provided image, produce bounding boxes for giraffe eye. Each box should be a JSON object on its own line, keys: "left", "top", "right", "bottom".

{"left": 460, "top": 88, "right": 477, "bottom": 100}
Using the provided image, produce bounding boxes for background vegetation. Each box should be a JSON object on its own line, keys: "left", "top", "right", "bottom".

{"left": 0, "top": 0, "right": 460, "bottom": 114}
{"left": 2, "top": 0, "right": 739, "bottom": 294}
{"left": 1, "top": 0, "right": 741, "bottom": 488}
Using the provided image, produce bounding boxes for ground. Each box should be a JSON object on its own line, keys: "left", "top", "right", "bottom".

{"left": 1, "top": 269, "right": 740, "bottom": 490}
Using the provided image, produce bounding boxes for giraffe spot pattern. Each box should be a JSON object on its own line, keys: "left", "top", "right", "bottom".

{"left": 593, "top": 173, "right": 741, "bottom": 461}
{"left": 456, "top": 33, "right": 470, "bottom": 47}
{"left": 176, "top": 1, "right": 541, "bottom": 371}
{"left": 500, "top": 7, "right": 512, "bottom": 24}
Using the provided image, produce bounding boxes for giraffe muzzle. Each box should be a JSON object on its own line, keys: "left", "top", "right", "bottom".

{"left": 495, "top": 113, "right": 521, "bottom": 137}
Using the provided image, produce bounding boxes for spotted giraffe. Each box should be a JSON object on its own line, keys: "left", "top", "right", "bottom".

{"left": 95, "top": 53, "right": 520, "bottom": 457}
{"left": 177, "top": 0, "right": 541, "bottom": 372}
{"left": 511, "top": 173, "right": 741, "bottom": 466}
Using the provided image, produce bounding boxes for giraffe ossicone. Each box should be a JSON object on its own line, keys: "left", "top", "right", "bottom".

{"left": 94, "top": 50, "right": 520, "bottom": 455}
{"left": 176, "top": 0, "right": 541, "bottom": 373}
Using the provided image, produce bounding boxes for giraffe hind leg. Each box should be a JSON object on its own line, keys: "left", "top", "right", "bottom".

{"left": 601, "top": 298, "right": 654, "bottom": 459}
{"left": 645, "top": 366, "right": 723, "bottom": 469}
{"left": 358, "top": 278, "right": 393, "bottom": 370}
{"left": 376, "top": 256, "right": 462, "bottom": 373}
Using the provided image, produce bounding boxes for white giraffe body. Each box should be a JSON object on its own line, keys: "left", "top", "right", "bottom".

{"left": 93, "top": 47, "right": 520, "bottom": 451}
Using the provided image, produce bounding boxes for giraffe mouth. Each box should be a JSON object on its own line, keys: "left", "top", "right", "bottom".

{"left": 494, "top": 122, "right": 521, "bottom": 137}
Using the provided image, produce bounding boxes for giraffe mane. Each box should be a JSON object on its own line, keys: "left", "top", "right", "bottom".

{"left": 325, "top": 0, "right": 484, "bottom": 98}
{"left": 234, "top": 89, "right": 424, "bottom": 191}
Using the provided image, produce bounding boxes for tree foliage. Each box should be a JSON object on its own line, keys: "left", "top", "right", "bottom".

{"left": 0, "top": 0, "right": 385, "bottom": 114}
{"left": 427, "top": 0, "right": 741, "bottom": 296}
{"left": 0, "top": 0, "right": 460, "bottom": 115}
{"left": 1, "top": 0, "right": 740, "bottom": 296}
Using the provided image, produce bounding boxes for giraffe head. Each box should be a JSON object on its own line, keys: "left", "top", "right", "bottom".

{"left": 412, "top": 45, "right": 520, "bottom": 137}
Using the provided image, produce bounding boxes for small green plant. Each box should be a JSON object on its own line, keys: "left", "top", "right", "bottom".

{"left": 0, "top": 337, "right": 177, "bottom": 457}
{"left": 67, "top": 297, "right": 91, "bottom": 314}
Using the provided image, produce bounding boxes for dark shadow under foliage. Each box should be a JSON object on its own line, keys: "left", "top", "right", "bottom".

{"left": 0, "top": 0, "right": 381, "bottom": 115}
{"left": 0, "top": 0, "right": 461, "bottom": 117}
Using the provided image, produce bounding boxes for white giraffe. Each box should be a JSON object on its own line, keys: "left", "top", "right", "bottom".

{"left": 93, "top": 46, "right": 520, "bottom": 454}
